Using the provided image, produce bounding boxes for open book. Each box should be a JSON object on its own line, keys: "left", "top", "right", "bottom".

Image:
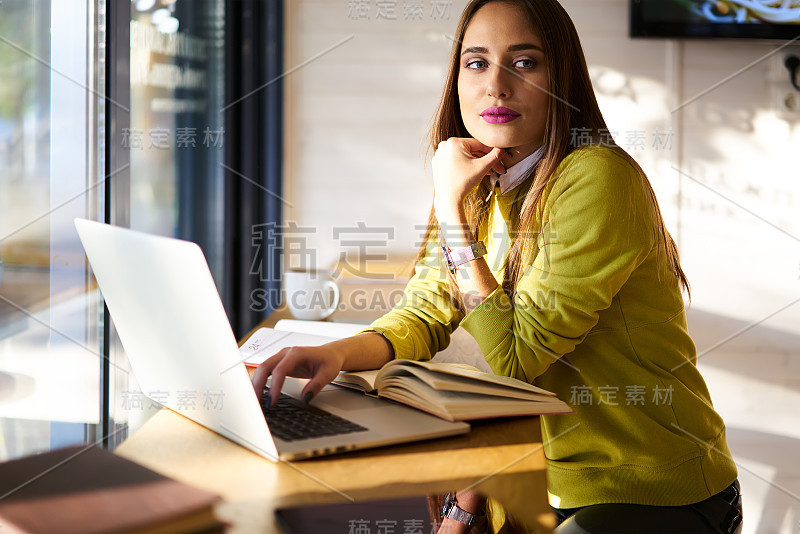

{"left": 240, "top": 320, "right": 572, "bottom": 421}
{"left": 333, "top": 359, "right": 572, "bottom": 421}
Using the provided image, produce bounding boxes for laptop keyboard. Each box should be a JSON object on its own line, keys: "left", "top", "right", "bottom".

{"left": 261, "top": 387, "right": 368, "bottom": 442}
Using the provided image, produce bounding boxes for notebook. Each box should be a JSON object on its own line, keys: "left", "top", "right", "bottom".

{"left": 74, "top": 219, "right": 469, "bottom": 461}
{"left": 0, "top": 445, "right": 223, "bottom": 533}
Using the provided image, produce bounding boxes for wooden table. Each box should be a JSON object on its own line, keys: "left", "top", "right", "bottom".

{"left": 116, "top": 410, "right": 554, "bottom": 533}
{"left": 116, "top": 275, "right": 556, "bottom": 533}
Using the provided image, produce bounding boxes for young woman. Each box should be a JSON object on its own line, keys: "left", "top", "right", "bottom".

{"left": 254, "top": 1, "right": 743, "bottom": 532}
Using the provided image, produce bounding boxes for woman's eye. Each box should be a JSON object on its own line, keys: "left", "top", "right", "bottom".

{"left": 514, "top": 58, "right": 536, "bottom": 69}
{"left": 465, "top": 59, "right": 488, "bottom": 70}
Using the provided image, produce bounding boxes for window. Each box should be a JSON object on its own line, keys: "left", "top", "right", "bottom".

{"left": 0, "top": 0, "right": 105, "bottom": 459}
{"left": 112, "top": 0, "right": 228, "bottom": 443}
{"left": 0, "top": 0, "right": 281, "bottom": 458}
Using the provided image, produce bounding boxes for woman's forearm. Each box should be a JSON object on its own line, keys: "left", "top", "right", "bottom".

{"left": 333, "top": 332, "right": 395, "bottom": 371}
{"left": 436, "top": 207, "right": 500, "bottom": 315}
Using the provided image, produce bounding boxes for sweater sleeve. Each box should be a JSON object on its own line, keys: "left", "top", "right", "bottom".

{"left": 460, "top": 149, "right": 656, "bottom": 382}
{"left": 363, "top": 236, "right": 464, "bottom": 361}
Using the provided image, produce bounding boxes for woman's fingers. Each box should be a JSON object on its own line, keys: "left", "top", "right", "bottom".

{"left": 251, "top": 347, "right": 288, "bottom": 398}
{"left": 265, "top": 347, "right": 315, "bottom": 406}
{"left": 435, "top": 138, "right": 506, "bottom": 176}
{"left": 457, "top": 137, "right": 494, "bottom": 155}
{"left": 483, "top": 146, "right": 507, "bottom": 176}
{"left": 265, "top": 355, "right": 294, "bottom": 407}
{"left": 299, "top": 361, "right": 338, "bottom": 404}
{"left": 251, "top": 345, "right": 344, "bottom": 407}
{"left": 433, "top": 138, "right": 504, "bottom": 213}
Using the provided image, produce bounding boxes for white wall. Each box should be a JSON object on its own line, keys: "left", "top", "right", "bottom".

{"left": 285, "top": 0, "right": 800, "bottom": 333}
{"left": 283, "top": 0, "right": 458, "bottom": 271}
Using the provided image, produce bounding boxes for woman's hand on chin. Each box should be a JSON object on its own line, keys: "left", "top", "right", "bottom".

{"left": 432, "top": 138, "right": 508, "bottom": 219}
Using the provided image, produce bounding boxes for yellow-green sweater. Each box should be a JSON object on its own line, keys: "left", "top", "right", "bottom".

{"left": 366, "top": 145, "right": 737, "bottom": 509}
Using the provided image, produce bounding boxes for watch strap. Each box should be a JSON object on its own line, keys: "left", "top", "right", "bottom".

{"left": 441, "top": 492, "right": 486, "bottom": 528}
{"left": 446, "top": 504, "right": 484, "bottom": 527}
{"left": 442, "top": 242, "right": 487, "bottom": 273}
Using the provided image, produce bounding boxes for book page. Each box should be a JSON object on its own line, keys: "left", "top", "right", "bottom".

{"left": 377, "top": 376, "right": 572, "bottom": 421}
{"left": 380, "top": 365, "right": 553, "bottom": 401}
{"left": 332, "top": 369, "right": 380, "bottom": 393}
{"left": 382, "top": 360, "right": 556, "bottom": 396}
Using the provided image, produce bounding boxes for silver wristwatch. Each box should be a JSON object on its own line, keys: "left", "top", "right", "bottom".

{"left": 440, "top": 492, "right": 487, "bottom": 529}
{"left": 441, "top": 242, "right": 487, "bottom": 274}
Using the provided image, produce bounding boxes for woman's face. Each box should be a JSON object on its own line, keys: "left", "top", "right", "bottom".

{"left": 457, "top": 2, "right": 549, "bottom": 160}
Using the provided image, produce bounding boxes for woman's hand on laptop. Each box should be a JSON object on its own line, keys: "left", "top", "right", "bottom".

{"left": 251, "top": 344, "right": 347, "bottom": 408}
{"left": 251, "top": 332, "right": 394, "bottom": 407}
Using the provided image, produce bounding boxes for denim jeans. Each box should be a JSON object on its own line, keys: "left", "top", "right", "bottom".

{"left": 552, "top": 479, "right": 743, "bottom": 534}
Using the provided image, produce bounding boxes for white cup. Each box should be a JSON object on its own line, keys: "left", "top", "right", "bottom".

{"left": 283, "top": 270, "right": 341, "bottom": 321}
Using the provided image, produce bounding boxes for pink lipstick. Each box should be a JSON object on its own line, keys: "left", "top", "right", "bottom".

{"left": 480, "top": 106, "right": 520, "bottom": 124}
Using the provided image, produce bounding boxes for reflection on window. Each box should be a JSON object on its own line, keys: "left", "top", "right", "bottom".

{"left": 128, "top": 0, "right": 225, "bottom": 244}
{"left": 115, "top": 0, "right": 225, "bottom": 439}
{"left": 0, "top": 0, "right": 105, "bottom": 459}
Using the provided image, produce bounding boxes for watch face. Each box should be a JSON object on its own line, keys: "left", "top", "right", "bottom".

{"left": 440, "top": 493, "right": 455, "bottom": 517}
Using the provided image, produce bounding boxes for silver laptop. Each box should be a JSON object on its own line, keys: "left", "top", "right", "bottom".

{"left": 74, "top": 219, "right": 469, "bottom": 461}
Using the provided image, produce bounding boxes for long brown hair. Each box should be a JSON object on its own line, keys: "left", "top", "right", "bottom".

{"left": 417, "top": 0, "right": 689, "bottom": 311}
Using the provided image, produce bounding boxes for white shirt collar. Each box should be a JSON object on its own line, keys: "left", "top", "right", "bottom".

{"left": 492, "top": 145, "right": 545, "bottom": 194}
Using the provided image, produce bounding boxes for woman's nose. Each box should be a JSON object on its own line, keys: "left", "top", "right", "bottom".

{"left": 486, "top": 63, "right": 512, "bottom": 99}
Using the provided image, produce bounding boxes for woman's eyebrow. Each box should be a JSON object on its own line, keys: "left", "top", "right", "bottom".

{"left": 460, "top": 43, "right": 543, "bottom": 56}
